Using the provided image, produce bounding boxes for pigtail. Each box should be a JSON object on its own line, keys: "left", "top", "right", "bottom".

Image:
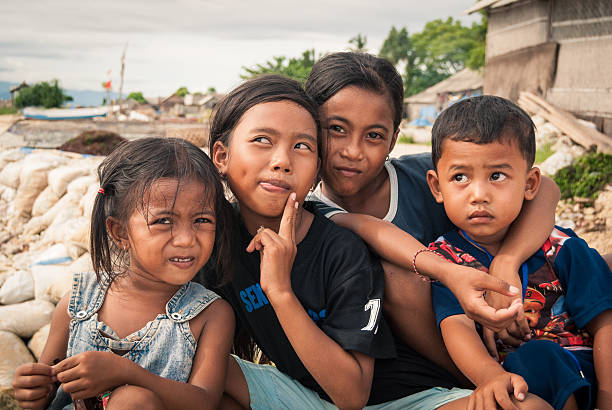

{"left": 89, "top": 183, "right": 111, "bottom": 282}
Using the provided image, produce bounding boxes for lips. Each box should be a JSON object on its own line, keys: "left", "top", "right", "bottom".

{"left": 334, "top": 166, "right": 362, "bottom": 178}
{"left": 169, "top": 256, "right": 195, "bottom": 268}
{"left": 468, "top": 210, "right": 493, "bottom": 223}
{"left": 259, "top": 178, "right": 291, "bottom": 193}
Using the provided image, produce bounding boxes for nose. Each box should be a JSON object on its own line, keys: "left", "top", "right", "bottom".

{"left": 469, "top": 180, "right": 490, "bottom": 204}
{"left": 171, "top": 222, "right": 196, "bottom": 248}
{"left": 339, "top": 135, "right": 363, "bottom": 161}
{"left": 270, "top": 146, "right": 292, "bottom": 173}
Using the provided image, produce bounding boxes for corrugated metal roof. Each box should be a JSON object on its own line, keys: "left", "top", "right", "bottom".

{"left": 404, "top": 68, "right": 483, "bottom": 103}
{"left": 465, "top": 0, "right": 522, "bottom": 14}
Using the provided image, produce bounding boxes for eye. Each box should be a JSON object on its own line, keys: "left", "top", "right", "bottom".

{"left": 253, "top": 136, "right": 271, "bottom": 144}
{"left": 453, "top": 174, "right": 468, "bottom": 183}
{"left": 152, "top": 217, "right": 171, "bottom": 224}
{"left": 366, "top": 131, "right": 383, "bottom": 140}
{"left": 195, "top": 217, "right": 215, "bottom": 225}
{"left": 329, "top": 124, "right": 345, "bottom": 134}
{"left": 295, "top": 142, "right": 313, "bottom": 151}
{"left": 490, "top": 172, "right": 507, "bottom": 181}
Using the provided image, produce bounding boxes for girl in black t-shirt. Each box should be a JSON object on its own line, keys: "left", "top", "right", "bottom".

{"left": 202, "top": 75, "right": 394, "bottom": 409}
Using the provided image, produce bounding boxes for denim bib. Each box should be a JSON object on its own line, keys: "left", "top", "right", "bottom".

{"left": 49, "top": 271, "right": 219, "bottom": 409}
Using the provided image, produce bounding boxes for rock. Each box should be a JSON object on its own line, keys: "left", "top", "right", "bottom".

{"left": 535, "top": 122, "right": 560, "bottom": 146}
{"left": 0, "top": 270, "right": 34, "bottom": 305}
{"left": 539, "top": 152, "right": 574, "bottom": 176}
{"left": 0, "top": 388, "right": 22, "bottom": 410}
{"left": 28, "top": 323, "right": 50, "bottom": 361}
{"left": 0, "top": 300, "right": 55, "bottom": 338}
{"left": 0, "top": 330, "right": 35, "bottom": 389}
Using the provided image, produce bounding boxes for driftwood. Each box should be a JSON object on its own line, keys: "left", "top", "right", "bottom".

{"left": 518, "top": 91, "right": 612, "bottom": 154}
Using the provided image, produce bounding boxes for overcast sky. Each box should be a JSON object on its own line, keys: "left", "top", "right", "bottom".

{"left": 1, "top": 0, "right": 479, "bottom": 98}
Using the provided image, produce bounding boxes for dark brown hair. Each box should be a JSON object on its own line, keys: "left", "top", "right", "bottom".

{"left": 209, "top": 74, "right": 321, "bottom": 156}
{"left": 305, "top": 52, "right": 404, "bottom": 131}
{"left": 431, "top": 95, "right": 536, "bottom": 168}
{"left": 90, "top": 137, "right": 233, "bottom": 285}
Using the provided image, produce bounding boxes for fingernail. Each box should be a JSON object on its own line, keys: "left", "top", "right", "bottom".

{"left": 509, "top": 285, "right": 519, "bottom": 294}
{"left": 517, "top": 393, "right": 525, "bottom": 401}
{"left": 525, "top": 333, "right": 531, "bottom": 340}
{"left": 290, "top": 192, "right": 296, "bottom": 200}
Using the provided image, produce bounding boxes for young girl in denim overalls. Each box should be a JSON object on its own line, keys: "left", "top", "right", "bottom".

{"left": 12, "top": 138, "right": 235, "bottom": 410}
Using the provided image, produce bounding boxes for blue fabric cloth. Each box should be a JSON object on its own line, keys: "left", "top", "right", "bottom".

{"left": 48, "top": 271, "right": 220, "bottom": 410}
{"left": 502, "top": 341, "right": 594, "bottom": 410}
{"left": 430, "top": 227, "right": 612, "bottom": 409}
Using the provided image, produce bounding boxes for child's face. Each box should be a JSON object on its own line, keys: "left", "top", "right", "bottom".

{"left": 213, "top": 100, "right": 318, "bottom": 220}
{"left": 118, "top": 178, "right": 216, "bottom": 287}
{"left": 427, "top": 139, "right": 541, "bottom": 249}
{"left": 319, "top": 86, "right": 397, "bottom": 199}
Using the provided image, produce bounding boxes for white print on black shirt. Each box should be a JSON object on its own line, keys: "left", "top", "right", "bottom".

{"left": 361, "top": 299, "right": 381, "bottom": 333}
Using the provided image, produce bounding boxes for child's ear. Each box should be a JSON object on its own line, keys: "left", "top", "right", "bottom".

{"left": 106, "top": 217, "right": 129, "bottom": 250}
{"left": 212, "top": 140, "right": 229, "bottom": 176}
{"left": 426, "top": 169, "right": 444, "bottom": 203}
{"left": 524, "top": 166, "right": 542, "bottom": 201}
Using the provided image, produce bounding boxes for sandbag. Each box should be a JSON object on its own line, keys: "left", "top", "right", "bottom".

{"left": 80, "top": 184, "right": 98, "bottom": 219}
{"left": 32, "top": 264, "right": 71, "bottom": 301}
{"left": 0, "top": 299, "right": 55, "bottom": 338}
{"left": 0, "top": 161, "right": 23, "bottom": 189}
{"left": 31, "top": 186, "right": 63, "bottom": 217}
{"left": 12, "top": 166, "right": 50, "bottom": 219}
{"left": 0, "top": 330, "right": 35, "bottom": 389}
{"left": 48, "top": 166, "right": 90, "bottom": 197}
{"left": 67, "top": 175, "right": 97, "bottom": 196}
{"left": 28, "top": 323, "right": 50, "bottom": 361}
{"left": 0, "top": 148, "right": 26, "bottom": 171}
{"left": 24, "top": 192, "right": 81, "bottom": 237}
{"left": 0, "top": 270, "right": 34, "bottom": 305}
{"left": 44, "top": 254, "right": 91, "bottom": 304}
{"left": 42, "top": 207, "right": 85, "bottom": 245}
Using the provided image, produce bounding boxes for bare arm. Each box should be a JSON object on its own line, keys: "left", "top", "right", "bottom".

{"left": 586, "top": 309, "right": 612, "bottom": 409}
{"left": 441, "top": 315, "right": 528, "bottom": 410}
{"left": 250, "top": 195, "right": 373, "bottom": 409}
{"left": 53, "top": 299, "right": 235, "bottom": 410}
{"left": 12, "top": 292, "right": 71, "bottom": 409}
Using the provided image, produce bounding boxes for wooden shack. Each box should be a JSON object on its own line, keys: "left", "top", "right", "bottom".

{"left": 467, "top": 0, "right": 612, "bottom": 136}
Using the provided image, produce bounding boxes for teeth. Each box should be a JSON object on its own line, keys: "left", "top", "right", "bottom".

{"left": 170, "top": 257, "right": 192, "bottom": 262}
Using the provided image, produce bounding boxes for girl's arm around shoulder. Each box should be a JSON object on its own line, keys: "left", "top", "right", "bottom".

{"left": 12, "top": 292, "right": 71, "bottom": 409}
{"left": 586, "top": 309, "right": 612, "bottom": 409}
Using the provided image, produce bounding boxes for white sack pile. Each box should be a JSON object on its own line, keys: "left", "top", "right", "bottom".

{"left": 0, "top": 148, "right": 102, "bottom": 389}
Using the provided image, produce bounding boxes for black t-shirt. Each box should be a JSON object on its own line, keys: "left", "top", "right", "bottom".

{"left": 198, "top": 202, "right": 395, "bottom": 401}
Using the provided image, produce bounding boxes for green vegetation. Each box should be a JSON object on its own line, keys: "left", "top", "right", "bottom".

{"left": 379, "top": 14, "right": 487, "bottom": 96}
{"left": 175, "top": 87, "right": 189, "bottom": 97}
{"left": 397, "top": 134, "right": 415, "bottom": 144}
{"left": 241, "top": 49, "right": 317, "bottom": 84}
{"left": 14, "top": 80, "right": 73, "bottom": 108}
{"left": 127, "top": 92, "right": 147, "bottom": 104}
{"left": 553, "top": 153, "right": 612, "bottom": 200}
{"left": 0, "top": 106, "right": 18, "bottom": 115}
{"left": 349, "top": 33, "right": 368, "bottom": 52}
{"left": 535, "top": 142, "right": 555, "bottom": 164}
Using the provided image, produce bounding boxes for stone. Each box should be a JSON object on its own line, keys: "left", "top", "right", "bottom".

{"left": 0, "top": 330, "right": 35, "bottom": 389}
{"left": 28, "top": 323, "right": 50, "bottom": 361}
{"left": 539, "top": 152, "right": 574, "bottom": 176}
{"left": 0, "top": 300, "right": 55, "bottom": 338}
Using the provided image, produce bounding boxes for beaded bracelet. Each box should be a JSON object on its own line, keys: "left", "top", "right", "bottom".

{"left": 412, "top": 248, "right": 443, "bottom": 282}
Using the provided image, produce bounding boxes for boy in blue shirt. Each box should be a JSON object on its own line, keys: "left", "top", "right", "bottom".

{"left": 426, "top": 95, "right": 612, "bottom": 410}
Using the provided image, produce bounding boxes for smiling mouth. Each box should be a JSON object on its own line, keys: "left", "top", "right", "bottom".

{"left": 169, "top": 256, "right": 195, "bottom": 268}
{"left": 260, "top": 179, "right": 291, "bottom": 193}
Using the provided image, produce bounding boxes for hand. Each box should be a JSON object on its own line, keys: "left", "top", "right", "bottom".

{"left": 12, "top": 363, "right": 57, "bottom": 409}
{"left": 444, "top": 264, "right": 523, "bottom": 333}
{"left": 485, "top": 256, "right": 531, "bottom": 353}
{"left": 468, "top": 372, "right": 527, "bottom": 410}
{"left": 52, "top": 351, "right": 126, "bottom": 401}
{"left": 246, "top": 192, "right": 298, "bottom": 299}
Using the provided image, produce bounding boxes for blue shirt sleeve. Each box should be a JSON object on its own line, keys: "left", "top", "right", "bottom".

{"left": 553, "top": 235, "right": 612, "bottom": 329}
{"left": 432, "top": 281, "right": 465, "bottom": 328}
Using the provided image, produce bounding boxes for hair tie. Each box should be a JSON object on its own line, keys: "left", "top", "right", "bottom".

{"left": 98, "top": 187, "right": 105, "bottom": 195}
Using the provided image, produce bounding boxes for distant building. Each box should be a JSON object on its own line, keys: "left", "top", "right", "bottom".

{"left": 467, "top": 0, "right": 612, "bottom": 136}
{"left": 404, "top": 68, "right": 483, "bottom": 125}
